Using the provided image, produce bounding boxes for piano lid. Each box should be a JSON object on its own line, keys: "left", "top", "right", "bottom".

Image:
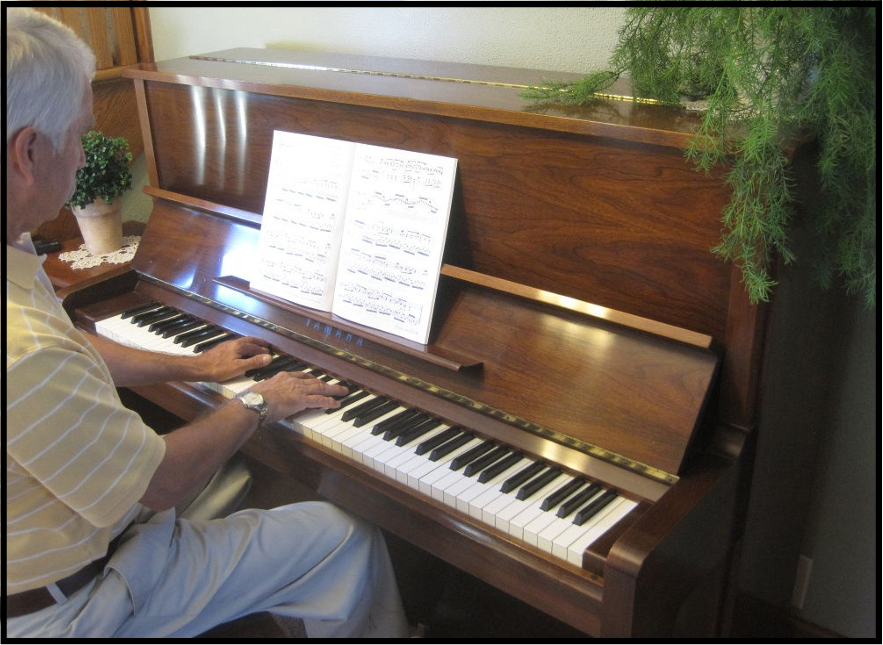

{"left": 126, "top": 47, "right": 705, "bottom": 147}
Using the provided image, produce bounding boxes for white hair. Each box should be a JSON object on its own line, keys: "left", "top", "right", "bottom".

{"left": 6, "top": 7, "right": 96, "bottom": 150}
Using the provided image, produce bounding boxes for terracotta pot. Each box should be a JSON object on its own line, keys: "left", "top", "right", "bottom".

{"left": 72, "top": 197, "right": 123, "bottom": 255}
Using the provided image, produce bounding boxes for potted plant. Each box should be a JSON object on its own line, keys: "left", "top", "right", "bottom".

{"left": 523, "top": 6, "right": 876, "bottom": 308}
{"left": 66, "top": 130, "right": 133, "bottom": 255}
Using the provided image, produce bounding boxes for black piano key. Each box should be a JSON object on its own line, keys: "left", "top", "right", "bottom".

{"left": 325, "top": 389, "right": 370, "bottom": 413}
{"left": 180, "top": 327, "right": 224, "bottom": 348}
{"left": 244, "top": 356, "right": 286, "bottom": 378}
{"left": 540, "top": 477, "right": 586, "bottom": 511}
{"left": 572, "top": 489, "right": 619, "bottom": 526}
{"left": 148, "top": 313, "right": 187, "bottom": 333}
{"left": 428, "top": 432, "right": 474, "bottom": 461}
{"left": 556, "top": 482, "right": 602, "bottom": 518}
{"left": 194, "top": 333, "right": 238, "bottom": 353}
{"left": 478, "top": 452, "right": 524, "bottom": 484}
{"left": 121, "top": 302, "right": 160, "bottom": 319}
{"left": 383, "top": 413, "right": 432, "bottom": 441}
{"left": 352, "top": 400, "right": 400, "bottom": 428}
{"left": 371, "top": 409, "right": 422, "bottom": 436}
{"left": 341, "top": 396, "right": 388, "bottom": 423}
{"left": 129, "top": 304, "right": 170, "bottom": 321}
{"left": 415, "top": 427, "right": 461, "bottom": 456}
{"left": 283, "top": 359, "right": 309, "bottom": 373}
{"left": 245, "top": 355, "right": 298, "bottom": 379}
{"left": 500, "top": 461, "right": 545, "bottom": 494}
{"left": 132, "top": 306, "right": 174, "bottom": 326}
{"left": 173, "top": 325, "right": 214, "bottom": 345}
{"left": 304, "top": 367, "right": 334, "bottom": 381}
{"left": 257, "top": 357, "right": 308, "bottom": 380}
{"left": 394, "top": 418, "right": 442, "bottom": 446}
{"left": 449, "top": 439, "right": 495, "bottom": 471}
{"left": 516, "top": 468, "right": 562, "bottom": 501}
{"left": 463, "top": 446, "right": 511, "bottom": 477}
{"left": 162, "top": 320, "right": 203, "bottom": 338}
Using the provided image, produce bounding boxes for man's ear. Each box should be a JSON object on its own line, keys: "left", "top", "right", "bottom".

{"left": 7, "top": 127, "right": 41, "bottom": 186}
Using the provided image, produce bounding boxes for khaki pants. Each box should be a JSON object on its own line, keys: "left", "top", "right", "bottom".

{"left": 6, "top": 502, "right": 409, "bottom": 639}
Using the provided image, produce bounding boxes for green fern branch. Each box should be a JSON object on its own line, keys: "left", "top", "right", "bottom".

{"left": 522, "top": 6, "right": 876, "bottom": 307}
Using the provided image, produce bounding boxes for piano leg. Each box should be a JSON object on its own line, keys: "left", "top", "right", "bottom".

{"left": 601, "top": 455, "right": 739, "bottom": 638}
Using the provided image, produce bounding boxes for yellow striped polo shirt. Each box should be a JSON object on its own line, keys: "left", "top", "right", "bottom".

{"left": 6, "top": 242, "right": 165, "bottom": 594}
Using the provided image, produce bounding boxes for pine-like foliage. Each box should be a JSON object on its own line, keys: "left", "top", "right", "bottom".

{"left": 524, "top": 6, "right": 876, "bottom": 307}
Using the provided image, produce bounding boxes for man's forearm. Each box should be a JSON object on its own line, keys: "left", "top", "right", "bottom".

{"left": 85, "top": 332, "right": 205, "bottom": 386}
{"left": 141, "top": 398, "right": 260, "bottom": 510}
{"left": 85, "top": 332, "right": 272, "bottom": 387}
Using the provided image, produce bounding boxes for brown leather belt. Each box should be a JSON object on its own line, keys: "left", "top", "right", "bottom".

{"left": 4, "top": 537, "right": 120, "bottom": 619}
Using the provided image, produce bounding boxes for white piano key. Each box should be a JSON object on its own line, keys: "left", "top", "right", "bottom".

{"left": 388, "top": 426, "right": 454, "bottom": 483}
{"left": 454, "top": 466, "right": 512, "bottom": 515}
{"left": 536, "top": 506, "right": 598, "bottom": 554}
{"left": 362, "top": 436, "right": 405, "bottom": 471}
{"left": 492, "top": 473, "right": 570, "bottom": 535}
{"left": 415, "top": 438, "right": 483, "bottom": 496}
{"left": 514, "top": 479, "right": 595, "bottom": 545}
{"left": 329, "top": 422, "right": 365, "bottom": 459}
{"left": 562, "top": 498, "right": 637, "bottom": 566}
{"left": 303, "top": 405, "right": 353, "bottom": 442}
{"left": 317, "top": 402, "right": 400, "bottom": 451}
{"left": 337, "top": 424, "right": 379, "bottom": 459}
{"left": 465, "top": 457, "right": 534, "bottom": 520}
{"left": 440, "top": 469, "right": 479, "bottom": 507}
{"left": 382, "top": 426, "right": 451, "bottom": 480}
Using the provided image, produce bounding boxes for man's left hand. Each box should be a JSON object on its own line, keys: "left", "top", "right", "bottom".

{"left": 196, "top": 336, "right": 273, "bottom": 382}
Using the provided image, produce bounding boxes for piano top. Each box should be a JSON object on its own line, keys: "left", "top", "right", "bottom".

{"left": 125, "top": 48, "right": 706, "bottom": 148}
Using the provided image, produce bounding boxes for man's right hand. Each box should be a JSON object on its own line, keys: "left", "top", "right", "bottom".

{"left": 248, "top": 371, "right": 349, "bottom": 423}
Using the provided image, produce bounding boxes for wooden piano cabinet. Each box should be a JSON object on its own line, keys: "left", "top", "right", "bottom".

{"left": 55, "top": 50, "right": 780, "bottom": 638}
{"left": 602, "top": 452, "right": 740, "bottom": 637}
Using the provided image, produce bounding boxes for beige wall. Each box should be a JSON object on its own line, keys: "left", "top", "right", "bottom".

{"left": 148, "top": 6, "right": 625, "bottom": 72}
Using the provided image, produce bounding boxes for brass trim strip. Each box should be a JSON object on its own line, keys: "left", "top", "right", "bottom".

{"left": 189, "top": 54, "right": 662, "bottom": 105}
{"left": 143, "top": 274, "right": 679, "bottom": 485}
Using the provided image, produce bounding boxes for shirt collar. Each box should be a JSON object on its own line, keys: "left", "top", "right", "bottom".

{"left": 6, "top": 235, "right": 46, "bottom": 290}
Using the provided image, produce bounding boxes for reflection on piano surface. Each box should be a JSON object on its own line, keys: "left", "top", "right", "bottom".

{"left": 63, "top": 49, "right": 771, "bottom": 637}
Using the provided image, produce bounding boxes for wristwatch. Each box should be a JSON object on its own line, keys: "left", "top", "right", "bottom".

{"left": 235, "top": 391, "right": 268, "bottom": 422}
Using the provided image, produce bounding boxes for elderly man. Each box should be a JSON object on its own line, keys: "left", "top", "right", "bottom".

{"left": 5, "top": 7, "right": 409, "bottom": 639}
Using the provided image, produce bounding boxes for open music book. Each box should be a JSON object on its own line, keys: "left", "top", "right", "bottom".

{"left": 251, "top": 130, "right": 458, "bottom": 344}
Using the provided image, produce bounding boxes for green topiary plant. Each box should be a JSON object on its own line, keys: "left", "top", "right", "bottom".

{"left": 523, "top": 6, "right": 876, "bottom": 307}
{"left": 66, "top": 130, "right": 133, "bottom": 209}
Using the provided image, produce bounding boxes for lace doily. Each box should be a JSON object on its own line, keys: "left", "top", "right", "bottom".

{"left": 58, "top": 235, "right": 141, "bottom": 269}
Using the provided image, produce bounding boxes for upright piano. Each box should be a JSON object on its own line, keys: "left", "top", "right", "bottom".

{"left": 65, "top": 49, "right": 769, "bottom": 638}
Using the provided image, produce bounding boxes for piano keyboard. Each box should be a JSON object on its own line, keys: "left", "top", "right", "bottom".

{"left": 96, "top": 302, "right": 638, "bottom": 568}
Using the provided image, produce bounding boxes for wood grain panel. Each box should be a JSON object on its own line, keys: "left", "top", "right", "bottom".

{"left": 142, "top": 81, "right": 731, "bottom": 338}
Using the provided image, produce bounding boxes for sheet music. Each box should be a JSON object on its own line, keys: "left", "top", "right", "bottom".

{"left": 332, "top": 144, "right": 457, "bottom": 344}
{"left": 252, "top": 131, "right": 457, "bottom": 344}
{"left": 252, "top": 132, "right": 353, "bottom": 310}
